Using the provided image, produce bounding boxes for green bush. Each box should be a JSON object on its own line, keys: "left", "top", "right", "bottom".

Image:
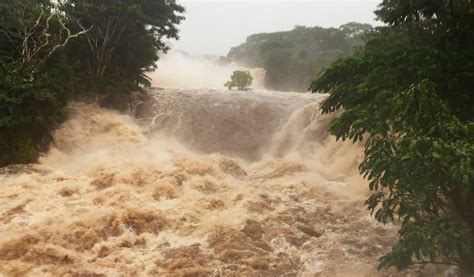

{"left": 225, "top": 70, "right": 253, "bottom": 91}
{"left": 0, "top": 59, "right": 71, "bottom": 166}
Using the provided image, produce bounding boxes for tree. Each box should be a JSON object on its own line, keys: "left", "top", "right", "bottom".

{"left": 62, "top": 0, "right": 184, "bottom": 90}
{"left": 226, "top": 23, "right": 371, "bottom": 91}
{"left": 310, "top": 0, "right": 474, "bottom": 274}
{"left": 0, "top": 0, "right": 85, "bottom": 165}
{"left": 0, "top": 0, "right": 185, "bottom": 166}
{"left": 225, "top": 70, "right": 253, "bottom": 91}
{"left": 0, "top": 0, "right": 89, "bottom": 81}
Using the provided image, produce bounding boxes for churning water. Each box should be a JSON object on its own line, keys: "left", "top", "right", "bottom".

{"left": 0, "top": 85, "right": 412, "bottom": 276}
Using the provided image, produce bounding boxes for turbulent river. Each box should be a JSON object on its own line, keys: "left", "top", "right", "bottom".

{"left": 0, "top": 86, "right": 415, "bottom": 276}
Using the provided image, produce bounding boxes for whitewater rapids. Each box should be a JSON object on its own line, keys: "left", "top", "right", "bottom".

{"left": 0, "top": 89, "right": 404, "bottom": 276}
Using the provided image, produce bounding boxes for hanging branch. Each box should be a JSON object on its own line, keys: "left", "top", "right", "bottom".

{"left": 29, "top": 16, "right": 91, "bottom": 78}
{"left": 1, "top": 6, "right": 91, "bottom": 81}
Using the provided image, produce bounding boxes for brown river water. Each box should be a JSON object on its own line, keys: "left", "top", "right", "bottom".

{"left": 0, "top": 88, "right": 449, "bottom": 276}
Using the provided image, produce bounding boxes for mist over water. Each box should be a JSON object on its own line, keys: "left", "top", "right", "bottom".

{"left": 149, "top": 50, "right": 266, "bottom": 90}
{"left": 0, "top": 56, "right": 408, "bottom": 276}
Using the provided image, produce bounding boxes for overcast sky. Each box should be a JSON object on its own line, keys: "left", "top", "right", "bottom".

{"left": 171, "top": 0, "right": 381, "bottom": 56}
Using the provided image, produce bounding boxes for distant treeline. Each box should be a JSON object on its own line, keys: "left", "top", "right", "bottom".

{"left": 223, "top": 23, "right": 371, "bottom": 92}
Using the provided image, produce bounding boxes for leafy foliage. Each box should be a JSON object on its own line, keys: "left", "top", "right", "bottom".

{"left": 310, "top": 0, "right": 474, "bottom": 273}
{"left": 225, "top": 70, "right": 253, "bottom": 91}
{"left": 0, "top": 56, "right": 75, "bottom": 166}
{"left": 1, "top": 0, "right": 89, "bottom": 82}
{"left": 0, "top": 0, "right": 184, "bottom": 166}
{"left": 63, "top": 0, "right": 185, "bottom": 92}
{"left": 226, "top": 23, "right": 371, "bottom": 91}
{"left": 0, "top": 0, "right": 78, "bottom": 166}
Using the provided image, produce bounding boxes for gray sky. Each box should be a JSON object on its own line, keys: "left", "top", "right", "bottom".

{"left": 172, "top": 0, "right": 381, "bottom": 56}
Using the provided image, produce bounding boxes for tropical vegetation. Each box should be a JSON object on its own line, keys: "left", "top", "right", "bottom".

{"left": 225, "top": 23, "right": 371, "bottom": 91}
{"left": 310, "top": 0, "right": 474, "bottom": 274}
{"left": 0, "top": 0, "right": 184, "bottom": 166}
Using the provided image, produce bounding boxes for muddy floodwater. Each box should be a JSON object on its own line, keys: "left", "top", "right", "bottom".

{"left": 0, "top": 89, "right": 406, "bottom": 276}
